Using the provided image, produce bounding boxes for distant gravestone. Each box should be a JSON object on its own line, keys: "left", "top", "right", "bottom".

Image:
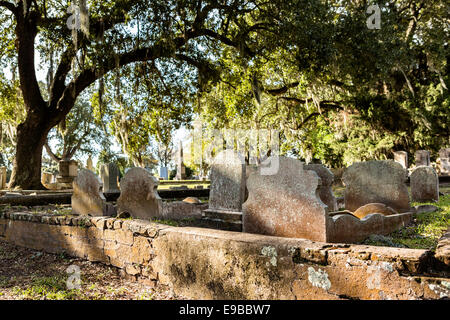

{"left": 57, "top": 160, "right": 78, "bottom": 184}
{"left": 243, "top": 156, "right": 329, "bottom": 242}
{"left": 86, "top": 156, "right": 94, "bottom": 171}
{"left": 342, "top": 160, "right": 410, "bottom": 213}
{"left": 100, "top": 163, "right": 119, "bottom": 192}
{"left": 439, "top": 148, "right": 450, "bottom": 176}
{"left": 304, "top": 164, "right": 338, "bottom": 212}
{"left": 72, "top": 169, "right": 107, "bottom": 216}
{"left": 207, "top": 149, "right": 246, "bottom": 212}
{"left": 117, "top": 167, "right": 162, "bottom": 220}
{"left": 415, "top": 150, "right": 430, "bottom": 167}
{"left": 176, "top": 141, "right": 186, "bottom": 180}
{"left": 393, "top": 151, "right": 408, "bottom": 169}
{"left": 0, "top": 166, "right": 6, "bottom": 189}
{"left": 410, "top": 166, "right": 439, "bottom": 202}
{"left": 159, "top": 166, "right": 169, "bottom": 180}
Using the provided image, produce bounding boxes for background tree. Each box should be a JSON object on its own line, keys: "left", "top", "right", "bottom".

{"left": 0, "top": 0, "right": 272, "bottom": 189}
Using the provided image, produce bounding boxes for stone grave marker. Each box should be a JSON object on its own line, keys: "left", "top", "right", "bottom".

{"left": 304, "top": 163, "right": 338, "bottom": 212}
{"left": 176, "top": 141, "right": 186, "bottom": 180}
{"left": 342, "top": 160, "right": 410, "bottom": 213}
{"left": 100, "top": 163, "right": 120, "bottom": 192}
{"left": 410, "top": 166, "right": 439, "bottom": 202}
{"left": 393, "top": 151, "right": 408, "bottom": 169}
{"left": 242, "top": 156, "right": 329, "bottom": 242}
{"left": 86, "top": 156, "right": 94, "bottom": 171}
{"left": 202, "top": 149, "right": 246, "bottom": 230}
{"left": 159, "top": 166, "right": 168, "bottom": 180}
{"left": 0, "top": 166, "right": 6, "bottom": 189}
{"left": 57, "top": 160, "right": 78, "bottom": 184}
{"left": 117, "top": 167, "right": 162, "bottom": 220}
{"left": 415, "top": 150, "right": 430, "bottom": 167}
{"left": 72, "top": 169, "right": 109, "bottom": 216}
{"left": 439, "top": 148, "right": 450, "bottom": 176}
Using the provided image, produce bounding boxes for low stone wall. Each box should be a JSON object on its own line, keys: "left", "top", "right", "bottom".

{"left": 0, "top": 211, "right": 449, "bottom": 300}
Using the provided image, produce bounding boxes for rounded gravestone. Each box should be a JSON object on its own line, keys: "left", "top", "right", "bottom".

{"left": 72, "top": 169, "right": 106, "bottom": 216}
{"left": 117, "top": 167, "right": 162, "bottom": 220}
{"left": 410, "top": 166, "right": 439, "bottom": 202}
{"left": 342, "top": 160, "right": 410, "bottom": 213}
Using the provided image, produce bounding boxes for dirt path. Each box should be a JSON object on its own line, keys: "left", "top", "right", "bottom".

{"left": 0, "top": 240, "right": 188, "bottom": 300}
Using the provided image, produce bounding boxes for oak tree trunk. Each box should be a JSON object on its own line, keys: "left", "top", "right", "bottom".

{"left": 8, "top": 114, "right": 52, "bottom": 190}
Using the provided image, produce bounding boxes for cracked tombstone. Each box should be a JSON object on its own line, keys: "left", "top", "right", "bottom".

{"left": 304, "top": 163, "right": 338, "bottom": 212}
{"left": 72, "top": 169, "right": 111, "bottom": 216}
{"left": 342, "top": 160, "right": 410, "bottom": 213}
{"left": 242, "top": 156, "right": 329, "bottom": 242}
{"left": 410, "top": 166, "right": 439, "bottom": 202}
{"left": 117, "top": 167, "right": 162, "bottom": 220}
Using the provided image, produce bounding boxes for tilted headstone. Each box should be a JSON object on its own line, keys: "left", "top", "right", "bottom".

{"left": 100, "top": 163, "right": 120, "bottom": 192}
{"left": 415, "top": 150, "right": 430, "bottom": 167}
{"left": 207, "top": 149, "right": 246, "bottom": 212}
{"left": 175, "top": 141, "right": 186, "bottom": 180}
{"left": 393, "top": 151, "right": 408, "bottom": 169}
{"left": 342, "top": 160, "right": 410, "bottom": 213}
{"left": 439, "top": 148, "right": 450, "bottom": 176}
{"left": 410, "top": 166, "right": 439, "bottom": 202}
{"left": 243, "top": 156, "right": 329, "bottom": 242}
{"left": 304, "top": 163, "right": 338, "bottom": 212}
{"left": 117, "top": 167, "right": 162, "bottom": 220}
{"left": 72, "top": 169, "right": 107, "bottom": 216}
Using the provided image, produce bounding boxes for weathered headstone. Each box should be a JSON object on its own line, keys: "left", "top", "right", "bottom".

{"left": 342, "top": 160, "right": 410, "bottom": 213}
{"left": 393, "top": 151, "right": 408, "bottom": 169}
{"left": 117, "top": 167, "right": 162, "bottom": 220}
{"left": 0, "top": 166, "right": 6, "bottom": 189}
{"left": 410, "top": 166, "right": 439, "bottom": 202}
{"left": 100, "top": 163, "right": 120, "bottom": 192}
{"left": 415, "top": 150, "right": 430, "bottom": 167}
{"left": 304, "top": 163, "right": 338, "bottom": 212}
{"left": 208, "top": 150, "right": 246, "bottom": 212}
{"left": 438, "top": 148, "right": 450, "bottom": 176}
{"left": 176, "top": 141, "right": 186, "bottom": 180}
{"left": 86, "top": 156, "right": 94, "bottom": 171}
{"left": 243, "top": 156, "right": 329, "bottom": 242}
{"left": 202, "top": 150, "right": 246, "bottom": 231}
{"left": 57, "top": 160, "right": 78, "bottom": 184}
{"left": 72, "top": 169, "right": 107, "bottom": 216}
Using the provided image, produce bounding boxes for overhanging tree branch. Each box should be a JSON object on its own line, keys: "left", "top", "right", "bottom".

{"left": 0, "top": 1, "right": 16, "bottom": 15}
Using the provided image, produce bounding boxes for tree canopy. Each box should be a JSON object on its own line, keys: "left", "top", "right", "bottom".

{"left": 0, "top": 0, "right": 448, "bottom": 188}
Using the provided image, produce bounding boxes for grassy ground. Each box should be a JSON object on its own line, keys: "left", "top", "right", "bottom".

{"left": 359, "top": 185, "right": 450, "bottom": 250}
{"left": 0, "top": 240, "right": 187, "bottom": 300}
